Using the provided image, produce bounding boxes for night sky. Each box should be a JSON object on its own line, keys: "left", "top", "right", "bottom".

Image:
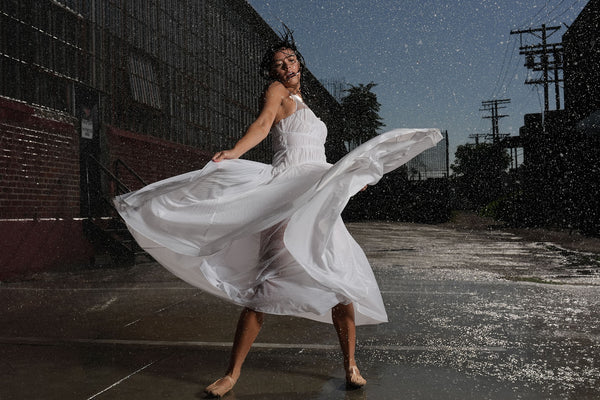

{"left": 247, "top": 0, "right": 589, "bottom": 164}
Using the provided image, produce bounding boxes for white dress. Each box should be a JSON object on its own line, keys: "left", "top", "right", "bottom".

{"left": 114, "top": 94, "right": 442, "bottom": 325}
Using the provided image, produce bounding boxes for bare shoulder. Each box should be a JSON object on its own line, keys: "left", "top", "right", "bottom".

{"left": 260, "top": 81, "right": 292, "bottom": 124}
{"left": 265, "top": 81, "right": 289, "bottom": 99}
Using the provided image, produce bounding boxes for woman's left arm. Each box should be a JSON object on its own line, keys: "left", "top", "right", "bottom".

{"left": 212, "top": 83, "right": 287, "bottom": 162}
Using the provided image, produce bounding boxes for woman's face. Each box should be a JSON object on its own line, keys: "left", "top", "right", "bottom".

{"left": 270, "top": 48, "right": 301, "bottom": 86}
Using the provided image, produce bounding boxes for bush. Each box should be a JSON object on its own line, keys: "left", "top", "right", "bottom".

{"left": 343, "top": 177, "right": 451, "bottom": 224}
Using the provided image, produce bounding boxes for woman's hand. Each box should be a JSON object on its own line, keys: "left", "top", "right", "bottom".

{"left": 212, "top": 149, "right": 239, "bottom": 162}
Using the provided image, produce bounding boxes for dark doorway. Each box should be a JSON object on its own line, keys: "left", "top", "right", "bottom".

{"left": 76, "top": 85, "right": 103, "bottom": 217}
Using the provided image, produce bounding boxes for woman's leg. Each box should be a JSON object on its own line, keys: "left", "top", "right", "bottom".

{"left": 332, "top": 302, "right": 366, "bottom": 387}
{"left": 205, "top": 307, "right": 264, "bottom": 396}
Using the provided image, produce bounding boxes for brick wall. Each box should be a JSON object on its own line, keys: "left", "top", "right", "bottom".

{"left": 0, "top": 97, "right": 92, "bottom": 278}
{"left": 0, "top": 219, "right": 94, "bottom": 279}
{"left": 106, "top": 126, "right": 213, "bottom": 192}
{"left": 0, "top": 97, "right": 216, "bottom": 277}
{"left": 0, "top": 97, "right": 80, "bottom": 219}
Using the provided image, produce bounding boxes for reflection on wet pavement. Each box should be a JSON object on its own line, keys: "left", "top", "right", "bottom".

{"left": 350, "top": 222, "right": 600, "bottom": 398}
{"left": 0, "top": 222, "right": 598, "bottom": 399}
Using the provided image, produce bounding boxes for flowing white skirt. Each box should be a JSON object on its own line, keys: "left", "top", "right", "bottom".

{"left": 114, "top": 128, "right": 442, "bottom": 325}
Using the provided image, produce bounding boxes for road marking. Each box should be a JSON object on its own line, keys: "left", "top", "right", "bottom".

{"left": 0, "top": 336, "right": 506, "bottom": 353}
{"left": 86, "top": 360, "right": 157, "bottom": 400}
{"left": 367, "top": 248, "right": 416, "bottom": 252}
{"left": 123, "top": 293, "right": 200, "bottom": 327}
{"left": 2, "top": 288, "right": 478, "bottom": 295}
{"left": 86, "top": 296, "right": 118, "bottom": 312}
{"left": 380, "top": 290, "right": 477, "bottom": 295}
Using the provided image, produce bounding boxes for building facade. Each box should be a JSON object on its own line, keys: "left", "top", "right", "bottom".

{"left": 563, "top": 0, "right": 600, "bottom": 123}
{"left": 406, "top": 130, "right": 449, "bottom": 180}
{"left": 516, "top": 0, "right": 599, "bottom": 233}
{"left": 0, "top": 0, "right": 342, "bottom": 277}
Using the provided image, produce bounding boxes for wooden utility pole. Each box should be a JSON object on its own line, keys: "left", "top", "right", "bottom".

{"left": 444, "top": 130, "right": 449, "bottom": 177}
{"left": 468, "top": 133, "right": 487, "bottom": 144}
{"left": 510, "top": 24, "right": 563, "bottom": 112}
{"left": 480, "top": 99, "right": 510, "bottom": 143}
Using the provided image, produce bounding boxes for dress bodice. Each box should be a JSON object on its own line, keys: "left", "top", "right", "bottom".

{"left": 270, "top": 94, "right": 328, "bottom": 171}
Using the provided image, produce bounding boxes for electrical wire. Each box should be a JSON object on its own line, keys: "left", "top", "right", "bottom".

{"left": 539, "top": 0, "right": 569, "bottom": 22}
{"left": 502, "top": 52, "right": 524, "bottom": 97}
{"left": 530, "top": 0, "right": 566, "bottom": 26}
{"left": 552, "top": 0, "right": 584, "bottom": 22}
{"left": 535, "top": 86, "right": 544, "bottom": 112}
{"left": 489, "top": 37, "right": 515, "bottom": 99}
{"left": 492, "top": 38, "right": 519, "bottom": 99}
{"left": 516, "top": 0, "right": 582, "bottom": 32}
{"left": 518, "top": 0, "right": 549, "bottom": 28}
{"left": 502, "top": 0, "right": 585, "bottom": 119}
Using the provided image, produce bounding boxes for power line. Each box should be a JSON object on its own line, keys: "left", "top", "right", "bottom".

{"left": 490, "top": 37, "right": 517, "bottom": 99}
{"left": 535, "top": 86, "right": 544, "bottom": 112}
{"left": 540, "top": 0, "right": 569, "bottom": 22}
{"left": 552, "top": 0, "right": 584, "bottom": 21}
{"left": 500, "top": 50, "right": 524, "bottom": 97}
{"left": 518, "top": 0, "right": 580, "bottom": 30}
{"left": 480, "top": 99, "right": 511, "bottom": 143}
{"left": 493, "top": 39, "right": 519, "bottom": 98}
{"left": 510, "top": 24, "right": 564, "bottom": 112}
{"left": 489, "top": 40, "right": 511, "bottom": 98}
{"left": 518, "top": 1, "right": 549, "bottom": 28}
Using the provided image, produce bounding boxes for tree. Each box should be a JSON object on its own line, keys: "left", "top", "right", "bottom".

{"left": 451, "top": 143, "right": 511, "bottom": 209}
{"left": 340, "top": 82, "right": 384, "bottom": 149}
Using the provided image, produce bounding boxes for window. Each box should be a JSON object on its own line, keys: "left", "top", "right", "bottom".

{"left": 128, "top": 55, "right": 162, "bottom": 109}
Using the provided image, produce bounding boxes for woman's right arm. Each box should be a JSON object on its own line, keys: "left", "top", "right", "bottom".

{"left": 212, "top": 82, "right": 287, "bottom": 162}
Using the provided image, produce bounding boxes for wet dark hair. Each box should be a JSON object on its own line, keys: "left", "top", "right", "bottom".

{"left": 260, "top": 24, "right": 306, "bottom": 81}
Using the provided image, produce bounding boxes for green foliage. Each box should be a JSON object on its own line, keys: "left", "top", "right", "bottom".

{"left": 451, "top": 143, "right": 511, "bottom": 177}
{"left": 343, "top": 173, "right": 452, "bottom": 224}
{"left": 340, "top": 82, "right": 384, "bottom": 145}
{"left": 451, "top": 143, "right": 511, "bottom": 210}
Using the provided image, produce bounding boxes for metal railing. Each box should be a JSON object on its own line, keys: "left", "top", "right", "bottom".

{"left": 114, "top": 158, "right": 148, "bottom": 189}
{"left": 83, "top": 155, "right": 146, "bottom": 217}
{"left": 82, "top": 154, "right": 151, "bottom": 264}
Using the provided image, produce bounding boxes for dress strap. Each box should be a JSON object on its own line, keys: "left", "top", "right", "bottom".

{"left": 290, "top": 94, "right": 308, "bottom": 111}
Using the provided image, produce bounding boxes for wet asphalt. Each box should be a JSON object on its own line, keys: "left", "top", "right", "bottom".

{"left": 1, "top": 222, "right": 599, "bottom": 399}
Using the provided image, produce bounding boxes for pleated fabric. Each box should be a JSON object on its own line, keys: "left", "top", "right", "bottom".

{"left": 115, "top": 95, "right": 442, "bottom": 325}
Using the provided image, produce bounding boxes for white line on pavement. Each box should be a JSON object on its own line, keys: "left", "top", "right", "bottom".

{"left": 123, "top": 293, "right": 200, "bottom": 327}
{"left": 0, "top": 336, "right": 506, "bottom": 353}
{"left": 380, "top": 291, "right": 477, "bottom": 295}
{"left": 86, "top": 360, "right": 157, "bottom": 400}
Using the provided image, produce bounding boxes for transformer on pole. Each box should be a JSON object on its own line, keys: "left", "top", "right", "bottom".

{"left": 510, "top": 24, "right": 564, "bottom": 112}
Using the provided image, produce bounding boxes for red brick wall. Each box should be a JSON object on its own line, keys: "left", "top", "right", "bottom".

{"left": 0, "top": 97, "right": 215, "bottom": 278}
{"left": 0, "top": 97, "right": 91, "bottom": 278}
{"left": 0, "top": 219, "right": 94, "bottom": 280}
{"left": 0, "top": 97, "right": 80, "bottom": 219}
{"left": 106, "top": 126, "right": 213, "bottom": 192}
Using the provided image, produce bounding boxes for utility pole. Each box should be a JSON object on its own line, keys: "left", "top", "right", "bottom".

{"left": 468, "top": 133, "right": 487, "bottom": 144}
{"left": 480, "top": 99, "right": 510, "bottom": 143}
{"left": 510, "top": 24, "right": 563, "bottom": 112}
{"left": 444, "top": 130, "right": 449, "bottom": 177}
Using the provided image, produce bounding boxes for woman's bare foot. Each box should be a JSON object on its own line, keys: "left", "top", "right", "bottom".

{"left": 346, "top": 365, "right": 367, "bottom": 388}
{"left": 204, "top": 375, "right": 236, "bottom": 398}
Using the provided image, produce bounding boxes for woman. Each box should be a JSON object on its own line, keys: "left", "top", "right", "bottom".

{"left": 115, "top": 29, "right": 441, "bottom": 397}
